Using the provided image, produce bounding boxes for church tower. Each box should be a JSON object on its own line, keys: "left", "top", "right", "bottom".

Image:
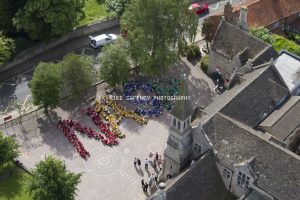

{"left": 160, "top": 74, "right": 194, "bottom": 180}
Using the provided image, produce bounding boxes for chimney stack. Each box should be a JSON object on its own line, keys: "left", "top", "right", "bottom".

{"left": 224, "top": 2, "right": 234, "bottom": 22}
{"left": 239, "top": 6, "right": 248, "bottom": 30}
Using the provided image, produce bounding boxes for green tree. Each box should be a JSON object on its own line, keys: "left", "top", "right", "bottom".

{"left": 0, "top": 32, "right": 15, "bottom": 65}
{"left": 105, "top": 0, "right": 130, "bottom": 17}
{"left": 0, "top": 0, "right": 26, "bottom": 36}
{"left": 201, "top": 18, "right": 214, "bottom": 53}
{"left": 249, "top": 26, "right": 275, "bottom": 44}
{"left": 121, "top": 0, "right": 198, "bottom": 75}
{"left": 0, "top": 33, "right": 15, "bottom": 66}
{"left": 30, "top": 62, "right": 62, "bottom": 113}
{"left": 0, "top": 132, "right": 19, "bottom": 173}
{"left": 60, "top": 53, "right": 93, "bottom": 99}
{"left": 28, "top": 156, "right": 81, "bottom": 200}
{"left": 13, "top": 0, "right": 85, "bottom": 40}
{"left": 99, "top": 38, "right": 131, "bottom": 86}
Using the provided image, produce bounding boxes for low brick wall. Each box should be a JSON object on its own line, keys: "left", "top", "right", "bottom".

{"left": 1, "top": 18, "right": 119, "bottom": 72}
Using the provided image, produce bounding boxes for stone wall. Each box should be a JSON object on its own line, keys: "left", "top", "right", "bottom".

{"left": 1, "top": 18, "right": 119, "bottom": 72}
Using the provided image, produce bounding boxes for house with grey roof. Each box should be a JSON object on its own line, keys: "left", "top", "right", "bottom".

{"left": 208, "top": 19, "right": 278, "bottom": 89}
{"left": 259, "top": 96, "right": 300, "bottom": 154}
{"left": 220, "top": 64, "right": 290, "bottom": 128}
{"left": 149, "top": 61, "right": 300, "bottom": 200}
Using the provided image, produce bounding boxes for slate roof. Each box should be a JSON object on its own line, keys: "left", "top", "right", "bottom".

{"left": 212, "top": 20, "right": 267, "bottom": 58}
{"left": 213, "top": 0, "right": 300, "bottom": 28}
{"left": 202, "top": 113, "right": 300, "bottom": 200}
{"left": 243, "top": 189, "right": 270, "bottom": 200}
{"left": 220, "top": 64, "right": 289, "bottom": 128}
{"left": 211, "top": 20, "right": 277, "bottom": 65}
{"left": 251, "top": 46, "right": 278, "bottom": 67}
{"left": 260, "top": 96, "right": 300, "bottom": 141}
{"left": 170, "top": 75, "right": 193, "bottom": 121}
{"left": 166, "top": 150, "right": 235, "bottom": 200}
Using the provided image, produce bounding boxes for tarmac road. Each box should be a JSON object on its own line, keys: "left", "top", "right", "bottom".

{"left": 0, "top": 26, "right": 120, "bottom": 82}
{"left": 0, "top": 0, "right": 245, "bottom": 82}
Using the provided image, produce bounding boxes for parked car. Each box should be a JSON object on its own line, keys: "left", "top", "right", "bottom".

{"left": 189, "top": 3, "right": 209, "bottom": 15}
{"left": 89, "top": 34, "right": 118, "bottom": 48}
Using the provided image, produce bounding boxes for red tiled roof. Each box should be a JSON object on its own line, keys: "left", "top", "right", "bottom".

{"left": 213, "top": 0, "right": 300, "bottom": 27}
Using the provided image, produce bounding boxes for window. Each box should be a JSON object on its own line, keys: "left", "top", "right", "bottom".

{"left": 173, "top": 118, "right": 176, "bottom": 127}
{"left": 222, "top": 168, "right": 231, "bottom": 179}
{"left": 237, "top": 172, "right": 250, "bottom": 188}
{"left": 177, "top": 121, "right": 180, "bottom": 129}
{"left": 194, "top": 144, "right": 201, "bottom": 152}
{"left": 184, "top": 122, "right": 186, "bottom": 129}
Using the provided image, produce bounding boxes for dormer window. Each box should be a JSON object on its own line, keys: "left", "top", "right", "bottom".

{"left": 237, "top": 171, "right": 250, "bottom": 188}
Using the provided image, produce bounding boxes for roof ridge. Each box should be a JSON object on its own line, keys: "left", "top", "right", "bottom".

{"left": 222, "top": 20, "right": 271, "bottom": 47}
{"left": 201, "top": 64, "right": 271, "bottom": 125}
{"left": 217, "top": 112, "right": 300, "bottom": 161}
{"left": 165, "top": 150, "right": 215, "bottom": 190}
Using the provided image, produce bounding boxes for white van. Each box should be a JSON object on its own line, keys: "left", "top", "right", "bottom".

{"left": 89, "top": 34, "right": 118, "bottom": 48}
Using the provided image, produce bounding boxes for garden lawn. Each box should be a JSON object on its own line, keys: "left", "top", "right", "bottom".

{"left": 0, "top": 166, "right": 32, "bottom": 200}
{"left": 79, "top": 0, "right": 110, "bottom": 26}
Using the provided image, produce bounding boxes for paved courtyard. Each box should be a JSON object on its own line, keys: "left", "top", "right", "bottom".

{"left": 1, "top": 105, "right": 170, "bottom": 200}
{"left": 0, "top": 57, "right": 216, "bottom": 200}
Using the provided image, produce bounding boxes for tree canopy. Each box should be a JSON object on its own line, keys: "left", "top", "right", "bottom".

{"left": 0, "top": 33, "right": 15, "bottom": 66}
{"left": 0, "top": 0, "right": 26, "bottom": 36}
{"left": 60, "top": 53, "right": 93, "bottom": 99}
{"left": 201, "top": 18, "right": 214, "bottom": 42}
{"left": 13, "top": 0, "right": 85, "bottom": 40}
{"left": 249, "top": 26, "right": 275, "bottom": 44}
{"left": 105, "top": 0, "right": 130, "bottom": 17}
{"left": 0, "top": 132, "right": 19, "bottom": 171}
{"left": 99, "top": 38, "right": 131, "bottom": 86}
{"left": 30, "top": 62, "right": 62, "bottom": 112}
{"left": 121, "top": 0, "right": 198, "bottom": 75}
{"left": 28, "top": 156, "right": 81, "bottom": 200}
{"left": 201, "top": 18, "right": 213, "bottom": 52}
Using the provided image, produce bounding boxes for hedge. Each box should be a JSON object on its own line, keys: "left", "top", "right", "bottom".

{"left": 200, "top": 55, "right": 209, "bottom": 73}
{"left": 273, "top": 35, "right": 300, "bottom": 56}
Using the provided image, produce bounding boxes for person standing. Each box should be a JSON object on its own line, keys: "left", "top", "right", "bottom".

{"left": 134, "top": 157, "right": 138, "bottom": 166}
{"left": 141, "top": 179, "right": 145, "bottom": 191}
{"left": 154, "top": 172, "right": 158, "bottom": 185}
{"left": 144, "top": 181, "right": 148, "bottom": 192}
{"left": 153, "top": 159, "right": 157, "bottom": 170}
{"left": 145, "top": 158, "right": 149, "bottom": 170}
{"left": 158, "top": 155, "right": 163, "bottom": 171}
{"left": 137, "top": 158, "right": 141, "bottom": 168}
{"left": 155, "top": 152, "right": 159, "bottom": 162}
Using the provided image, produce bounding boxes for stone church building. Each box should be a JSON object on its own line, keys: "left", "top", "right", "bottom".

{"left": 149, "top": 63, "right": 300, "bottom": 200}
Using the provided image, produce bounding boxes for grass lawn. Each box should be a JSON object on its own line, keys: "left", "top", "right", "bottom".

{"left": 79, "top": 0, "right": 110, "bottom": 26}
{"left": 0, "top": 166, "right": 32, "bottom": 200}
